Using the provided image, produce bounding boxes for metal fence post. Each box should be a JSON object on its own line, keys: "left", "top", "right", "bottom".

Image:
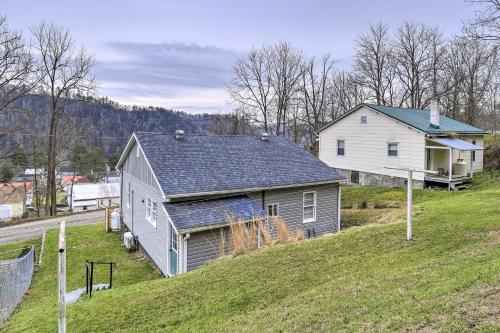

{"left": 58, "top": 221, "right": 66, "bottom": 333}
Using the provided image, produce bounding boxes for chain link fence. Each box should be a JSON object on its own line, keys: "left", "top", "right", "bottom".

{"left": 0, "top": 247, "right": 35, "bottom": 323}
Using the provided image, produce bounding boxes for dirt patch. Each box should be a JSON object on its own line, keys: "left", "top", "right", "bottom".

{"left": 487, "top": 230, "right": 500, "bottom": 245}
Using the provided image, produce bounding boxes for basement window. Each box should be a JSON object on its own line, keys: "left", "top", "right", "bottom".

{"left": 360, "top": 115, "right": 367, "bottom": 124}
{"left": 303, "top": 191, "right": 316, "bottom": 223}
{"left": 267, "top": 203, "right": 279, "bottom": 217}
{"left": 387, "top": 143, "right": 399, "bottom": 157}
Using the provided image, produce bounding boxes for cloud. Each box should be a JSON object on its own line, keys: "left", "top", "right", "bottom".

{"left": 95, "top": 41, "right": 242, "bottom": 113}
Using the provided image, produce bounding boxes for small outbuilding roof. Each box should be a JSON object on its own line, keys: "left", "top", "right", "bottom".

{"left": 120, "top": 132, "right": 344, "bottom": 198}
{"left": 429, "top": 137, "right": 484, "bottom": 150}
{"left": 164, "top": 195, "right": 265, "bottom": 231}
{"left": 319, "top": 103, "right": 486, "bottom": 135}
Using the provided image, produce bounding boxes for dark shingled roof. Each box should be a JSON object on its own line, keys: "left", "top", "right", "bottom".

{"left": 164, "top": 195, "right": 265, "bottom": 231}
{"left": 135, "top": 132, "right": 344, "bottom": 197}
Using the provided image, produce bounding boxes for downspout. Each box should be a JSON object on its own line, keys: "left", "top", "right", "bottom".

{"left": 261, "top": 190, "right": 265, "bottom": 210}
{"left": 182, "top": 233, "right": 190, "bottom": 274}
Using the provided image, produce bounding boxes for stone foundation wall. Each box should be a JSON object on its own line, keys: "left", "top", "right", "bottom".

{"left": 336, "top": 168, "right": 424, "bottom": 189}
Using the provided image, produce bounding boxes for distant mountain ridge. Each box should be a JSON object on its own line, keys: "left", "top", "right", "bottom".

{"left": 2, "top": 94, "right": 214, "bottom": 155}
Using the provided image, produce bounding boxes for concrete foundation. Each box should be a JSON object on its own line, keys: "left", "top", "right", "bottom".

{"left": 336, "top": 168, "right": 424, "bottom": 189}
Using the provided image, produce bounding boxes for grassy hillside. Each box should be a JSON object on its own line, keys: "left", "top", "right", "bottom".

{"left": 2, "top": 173, "right": 499, "bottom": 332}
{"left": 0, "top": 224, "right": 160, "bottom": 332}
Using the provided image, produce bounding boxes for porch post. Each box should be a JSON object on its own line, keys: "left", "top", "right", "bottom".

{"left": 470, "top": 152, "right": 474, "bottom": 178}
{"left": 448, "top": 148, "right": 453, "bottom": 190}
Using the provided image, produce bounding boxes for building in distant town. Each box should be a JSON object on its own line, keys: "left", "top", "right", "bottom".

{"left": 68, "top": 183, "right": 120, "bottom": 212}
{"left": 61, "top": 175, "right": 89, "bottom": 192}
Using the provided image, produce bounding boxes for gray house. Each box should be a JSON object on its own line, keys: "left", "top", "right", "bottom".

{"left": 116, "top": 131, "right": 344, "bottom": 276}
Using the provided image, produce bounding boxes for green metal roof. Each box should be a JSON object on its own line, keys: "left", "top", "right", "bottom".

{"left": 363, "top": 104, "right": 486, "bottom": 134}
{"left": 319, "top": 103, "right": 486, "bottom": 134}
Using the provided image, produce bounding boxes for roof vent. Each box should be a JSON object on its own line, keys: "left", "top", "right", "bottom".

{"left": 261, "top": 132, "right": 269, "bottom": 142}
{"left": 175, "top": 130, "right": 185, "bottom": 139}
{"left": 430, "top": 100, "right": 440, "bottom": 129}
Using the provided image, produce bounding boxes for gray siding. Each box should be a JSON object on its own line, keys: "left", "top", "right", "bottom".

{"left": 121, "top": 142, "right": 173, "bottom": 276}
{"left": 187, "top": 228, "right": 230, "bottom": 271}
{"left": 249, "top": 183, "right": 340, "bottom": 236}
{"left": 186, "top": 183, "right": 339, "bottom": 271}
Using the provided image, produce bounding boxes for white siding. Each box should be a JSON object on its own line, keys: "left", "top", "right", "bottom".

{"left": 457, "top": 135, "right": 484, "bottom": 173}
{"left": 426, "top": 135, "right": 484, "bottom": 174}
{"left": 319, "top": 106, "right": 426, "bottom": 180}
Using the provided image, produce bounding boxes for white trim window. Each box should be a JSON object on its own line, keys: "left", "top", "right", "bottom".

{"left": 303, "top": 191, "right": 316, "bottom": 223}
{"left": 267, "top": 203, "right": 279, "bottom": 217}
{"left": 136, "top": 145, "right": 141, "bottom": 158}
{"left": 171, "top": 228, "right": 178, "bottom": 252}
{"left": 146, "top": 197, "right": 157, "bottom": 227}
{"left": 337, "top": 140, "right": 345, "bottom": 156}
{"left": 127, "top": 182, "right": 131, "bottom": 208}
{"left": 387, "top": 142, "right": 399, "bottom": 157}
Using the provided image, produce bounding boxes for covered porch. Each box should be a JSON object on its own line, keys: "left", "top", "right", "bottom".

{"left": 424, "top": 137, "right": 483, "bottom": 190}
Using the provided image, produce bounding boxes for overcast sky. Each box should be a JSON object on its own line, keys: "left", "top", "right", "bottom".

{"left": 2, "top": 0, "right": 476, "bottom": 113}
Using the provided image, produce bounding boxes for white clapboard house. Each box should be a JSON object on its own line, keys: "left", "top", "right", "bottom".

{"left": 318, "top": 102, "right": 486, "bottom": 190}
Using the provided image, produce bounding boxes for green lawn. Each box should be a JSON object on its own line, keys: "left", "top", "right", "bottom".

{"left": 2, "top": 173, "right": 499, "bottom": 332}
{"left": 1, "top": 223, "right": 160, "bottom": 332}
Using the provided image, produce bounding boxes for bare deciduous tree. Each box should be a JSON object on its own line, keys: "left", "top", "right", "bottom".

{"left": 269, "top": 41, "right": 304, "bottom": 136}
{"left": 0, "top": 16, "right": 36, "bottom": 160}
{"left": 208, "top": 108, "right": 255, "bottom": 135}
{"left": 229, "top": 47, "right": 274, "bottom": 133}
{"left": 354, "top": 23, "right": 391, "bottom": 105}
{"left": 459, "top": 38, "right": 498, "bottom": 124}
{"left": 464, "top": 0, "right": 500, "bottom": 41}
{"left": 32, "top": 22, "right": 96, "bottom": 216}
{"left": 301, "top": 54, "right": 334, "bottom": 146}
{"left": 392, "top": 22, "right": 443, "bottom": 108}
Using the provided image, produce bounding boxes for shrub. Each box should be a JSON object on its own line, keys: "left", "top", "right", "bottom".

{"left": 342, "top": 201, "right": 353, "bottom": 209}
{"left": 484, "top": 136, "right": 500, "bottom": 170}
{"left": 295, "top": 229, "right": 305, "bottom": 241}
{"left": 259, "top": 219, "right": 273, "bottom": 247}
{"left": 358, "top": 197, "right": 368, "bottom": 209}
{"left": 229, "top": 221, "right": 248, "bottom": 256}
{"left": 273, "top": 218, "right": 291, "bottom": 244}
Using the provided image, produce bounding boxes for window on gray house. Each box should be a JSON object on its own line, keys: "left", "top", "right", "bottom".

{"left": 146, "top": 197, "right": 157, "bottom": 228}
{"left": 303, "top": 192, "right": 316, "bottom": 223}
{"left": 337, "top": 140, "right": 345, "bottom": 156}
{"left": 267, "top": 203, "right": 279, "bottom": 217}
{"left": 171, "top": 228, "right": 178, "bottom": 252}
{"left": 388, "top": 143, "right": 399, "bottom": 157}
{"left": 361, "top": 115, "right": 367, "bottom": 124}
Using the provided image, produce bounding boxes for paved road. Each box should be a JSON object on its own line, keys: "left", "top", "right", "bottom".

{"left": 0, "top": 210, "right": 104, "bottom": 244}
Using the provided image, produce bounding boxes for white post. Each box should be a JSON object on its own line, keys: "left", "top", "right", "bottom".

{"left": 407, "top": 170, "right": 413, "bottom": 240}
{"left": 448, "top": 148, "right": 453, "bottom": 190}
{"left": 384, "top": 167, "right": 437, "bottom": 241}
{"left": 58, "top": 221, "right": 66, "bottom": 333}
{"left": 470, "top": 152, "right": 474, "bottom": 178}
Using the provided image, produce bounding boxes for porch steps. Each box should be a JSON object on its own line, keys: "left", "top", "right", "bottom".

{"left": 451, "top": 179, "right": 472, "bottom": 191}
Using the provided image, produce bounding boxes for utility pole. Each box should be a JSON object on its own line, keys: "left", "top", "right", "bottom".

{"left": 385, "top": 167, "right": 438, "bottom": 240}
